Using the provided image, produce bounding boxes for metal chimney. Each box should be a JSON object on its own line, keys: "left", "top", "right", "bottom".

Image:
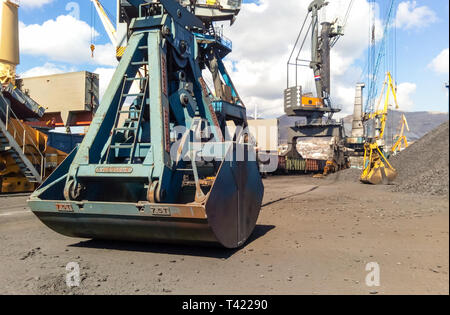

{"left": 351, "top": 83, "right": 365, "bottom": 138}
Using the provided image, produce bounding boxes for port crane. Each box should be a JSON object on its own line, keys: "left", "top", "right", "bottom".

{"left": 360, "top": 71, "right": 398, "bottom": 185}
{"left": 282, "top": 0, "right": 351, "bottom": 174}
{"left": 28, "top": 0, "right": 263, "bottom": 248}
{"left": 390, "top": 113, "right": 409, "bottom": 155}
{"left": 90, "top": 0, "right": 118, "bottom": 57}
{"left": 347, "top": 0, "right": 398, "bottom": 172}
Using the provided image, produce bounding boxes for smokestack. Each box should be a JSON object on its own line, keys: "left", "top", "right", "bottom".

{"left": 0, "top": 0, "right": 20, "bottom": 85}
{"left": 351, "top": 83, "right": 365, "bottom": 138}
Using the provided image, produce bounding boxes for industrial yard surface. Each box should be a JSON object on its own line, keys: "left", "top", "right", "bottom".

{"left": 1, "top": 175, "right": 448, "bottom": 295}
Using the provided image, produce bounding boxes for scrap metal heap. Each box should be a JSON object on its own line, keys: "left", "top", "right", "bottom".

{"left": 28, "top": 0, "right": 263, "bottom": 248}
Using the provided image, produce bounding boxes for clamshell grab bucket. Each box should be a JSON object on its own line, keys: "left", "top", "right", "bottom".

{"left": 28, "top": 145, "right": 264, "bottom": 248}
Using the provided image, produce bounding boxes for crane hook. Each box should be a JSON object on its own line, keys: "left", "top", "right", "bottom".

{"left": 90, "top": 44, "right": 95, "bottom": 58}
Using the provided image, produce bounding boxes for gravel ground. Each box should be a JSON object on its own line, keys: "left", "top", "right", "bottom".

{"left": 0, "top": 176, "right": 448, "bottom": 295}
{"left": 326, "top": 167, "right": 362, "bottom": 183}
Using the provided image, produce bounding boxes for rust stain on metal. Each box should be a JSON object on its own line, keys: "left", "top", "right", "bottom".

{"left": 198, "top": 77, "right": 222, "bottom": 140}
{"left": 55, "top": 203, "right": 74, "bottom": 212}
{"left": 164, "top": 108, "right": 170, "bottom": 153}
{"left": 161, "top": 52, "right": 168, "bottom": 96}
{"left": 198, "top": 77, "right": 208, "bottom": 97}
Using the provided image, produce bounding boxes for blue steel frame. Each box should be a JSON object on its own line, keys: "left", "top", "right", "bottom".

{"left": 35, "top": 0, "right": 248, "bottom": 204}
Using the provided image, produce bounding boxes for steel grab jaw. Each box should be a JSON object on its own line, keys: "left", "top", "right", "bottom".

{"left": 28, "top": 143, "right": 263, "bottom": 248}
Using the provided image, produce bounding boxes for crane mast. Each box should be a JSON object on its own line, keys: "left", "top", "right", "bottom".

{"left": 309, "top": 0, "right": 329, "bottom": 103}
{"left": 285, "top": 0, "right": 343, "bottom": 122}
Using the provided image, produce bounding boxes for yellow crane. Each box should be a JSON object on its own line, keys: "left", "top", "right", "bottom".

{"left": 360, "top": 72, "right": 399, "bottom": 185}
{"left": 90, "top": 0, "right": 120, "bottom": 58}
{"left": 391, "top": 114, "right": 409, "bottom": 155}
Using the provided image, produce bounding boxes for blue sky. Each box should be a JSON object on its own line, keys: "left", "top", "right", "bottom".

{"left": 392, "top": 0, "right": 449, "bottom": 113}
{"left": 15, "top": 0, "right": 450, "bottom": 116}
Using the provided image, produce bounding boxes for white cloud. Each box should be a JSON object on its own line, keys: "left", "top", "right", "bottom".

{"left": 428, "top": 49, "right": 449, "bottom": 74}
{"left": 19, "top": 15, "right": 118, "bottom": 67}
{"left": 93, "top": 67, "right": 116, "bottom": 100}
{"left": 20, "top": 0, "right": 54, "bottom": 8}
{"left": 395, "top": 1, "right": 437, "bottom": 30}
{"left": 396, "top": 82, "right": 417, "bottom": 111}
{"left": 20, "top": 62, "right": 76, "bottom": 78}
{"left": 220, "top": 0, "right": 383, "bottom": 118}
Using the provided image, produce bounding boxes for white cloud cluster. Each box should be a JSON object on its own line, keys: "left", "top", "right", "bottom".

{"left": 19, "top": 14, "right": 119, "bottom": 101}
{"left": 20, "top": 62, "right": 76, "bottom": 78}
{"left": 428, "top": 48, "right": 449, "bottom": 74}
{"left": 18, "top": 1, "right": 431, "bottom": 114}
{"left": 221, "top": 0, "right": 384, "bottom": 118}
{"left": 395, "top": 1, "right": 437, "bottom": 30}
{"left": 396, "top": 82, "right": 417, "bottom": 111}
{"left": 93, "top": 67, "right": 116, "bottom": 99}
{"left": 20, "top": 0, "right": 54, "bottom": 8}
{"left": 19, "top": 15, "right": 118, "bottom": 67}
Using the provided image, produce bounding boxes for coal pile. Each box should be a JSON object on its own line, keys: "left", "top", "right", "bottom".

{"left": 390, "top": 121, "right": 449, "bottom": 196}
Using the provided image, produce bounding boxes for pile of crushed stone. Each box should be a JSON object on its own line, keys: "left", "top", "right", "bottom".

{"left": 390, "top": 121, "right": 449, "bottom": 196}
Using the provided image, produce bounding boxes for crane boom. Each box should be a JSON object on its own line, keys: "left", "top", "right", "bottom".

{"left": 391, "top": 114, "right": 409, "bottom": 154}
{"left": 91, "top": 0, "right": 117, "bottom": 46}
{"left": 367, "top": 72, "right": 399, "bottom": 140}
